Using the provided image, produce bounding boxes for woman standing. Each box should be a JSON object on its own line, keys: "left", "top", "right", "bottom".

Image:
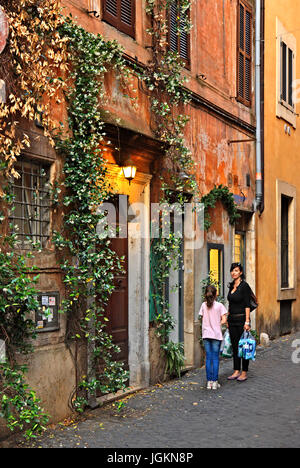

{"left": 199, "top": 285, "right": 227, "bottom": 390}
{"left": 227, "top": 262, "right": 252, "bottom": 382}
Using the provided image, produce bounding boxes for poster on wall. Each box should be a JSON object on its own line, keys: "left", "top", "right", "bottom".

{"left": 35, "top": 293, "right": 60, "bottom": 331}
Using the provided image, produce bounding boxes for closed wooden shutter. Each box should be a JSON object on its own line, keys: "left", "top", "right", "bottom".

{"left": 237, "top": 1, "right": 252, "bottom": 106}
{"left": 169, "top": 1, "right": 191, "bottom": 68}
{"left": 103, "top": 0, "right": 135, "bottom": 38}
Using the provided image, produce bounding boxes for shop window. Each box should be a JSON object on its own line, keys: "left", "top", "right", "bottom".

{"left": 9, "top": 158, "right": 51, "bottom": 249}
{"left": 208, "top": 243, "right": 224, "bottom": 298}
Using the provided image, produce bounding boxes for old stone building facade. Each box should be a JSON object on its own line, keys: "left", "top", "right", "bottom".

{"left": 255, "top": 0, "right": 300, "bottom": 338}
{"left": 0, "top": 0, "right": 258, "bottom": 435}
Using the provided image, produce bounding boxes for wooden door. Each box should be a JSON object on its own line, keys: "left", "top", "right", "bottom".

{"left": 96, "top": 199, "right": 129, "bottom": 397}
{"left": 105, "top": 234, "right": 129, "bottom": 368}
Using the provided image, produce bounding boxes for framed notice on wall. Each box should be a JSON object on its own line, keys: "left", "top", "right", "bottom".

{"left": 35, "top": 292, "right": 60, "bottom": 332}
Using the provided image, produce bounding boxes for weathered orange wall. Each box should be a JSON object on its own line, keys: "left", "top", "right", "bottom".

{"left": 63, "top": 0, "right": 256, "bottom": 212}
{"left": 256, "top": 0, "right": 300, "bottom": 337}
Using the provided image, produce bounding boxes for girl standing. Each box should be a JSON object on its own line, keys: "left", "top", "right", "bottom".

{"left": 199, "top": 285, "right": 227, "bottom": 390}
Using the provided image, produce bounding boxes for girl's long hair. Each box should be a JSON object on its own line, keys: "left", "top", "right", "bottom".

{"left": 204, "top": 285, "right": 217, "bottom": 308}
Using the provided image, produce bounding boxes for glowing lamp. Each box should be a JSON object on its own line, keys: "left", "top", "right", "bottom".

{"left": 122, "top": 157, "right": 137, "bottom": 184}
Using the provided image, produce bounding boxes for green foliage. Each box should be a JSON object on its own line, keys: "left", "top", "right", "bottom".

{"left": 161, "top": 341, "right": 185, "bottom": 378}
{"left": 142, "top": 0, "right": 197, "bottom": 196}
{"left": 250, "top": 329, "right": 259, "bottom": 343}
{"left": 0, "top": 233, "right": 39, "bottom": 358}
{"left": 54, "top": 18, "right": 131, "bottom": 411}
{"left": 201, "top": 184, "right": 240, "bottom": 231}
{"left": 145, "top": 0, "right": 195, "bottom": 377}
{"left": 0, "top": 232, "right": 49, "bottom": 438}
{"left": 0, "top": 363, "right": 49, "bottom": 439}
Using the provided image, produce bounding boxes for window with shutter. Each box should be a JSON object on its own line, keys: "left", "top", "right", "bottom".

{"left": 169, "top": 1, "right": 191, "bottom": 69}
{"left": 102, "top": 0, "right": 135, "bottom": 38}
{"left": 280, "top": 40, "right": 294, "bottom": 110}
{"left": 237, "top": 1, "right": 252, "bottom": 107}
{"left": 276, "top": 18, "right": 296, "bottom": 128}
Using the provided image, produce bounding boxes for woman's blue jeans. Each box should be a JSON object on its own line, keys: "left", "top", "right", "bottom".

{"left": 203, "top": 339, "right": 221, "bottom": 381}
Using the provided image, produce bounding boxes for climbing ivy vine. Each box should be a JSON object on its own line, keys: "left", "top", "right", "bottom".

{"left": 201, "top": 184, "right": 240, "bottom": 231}
{"left": 143, "top": 0, "right": 197, "bottom": 377}
{"left": 54, "top": 19, "right": 132, "bottom": 412}
{"left": 0, "top": 0, "right": 67, "bottom": 439}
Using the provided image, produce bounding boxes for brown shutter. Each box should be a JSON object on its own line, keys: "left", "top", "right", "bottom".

{"left": 103, "top": 0, "right": 135, "bottom": 38}
{"left": 169, "top": 1, "right": 191, "bottom": 69}
{"left": 169, "top": 2, "right": 178, "bottom": 53}
{"left": 237, "top": 1, "right": 252, "bottom": 106}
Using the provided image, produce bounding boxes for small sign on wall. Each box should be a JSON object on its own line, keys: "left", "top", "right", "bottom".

{"left": 35, "top": 292, "right": 60, "bottom": 332}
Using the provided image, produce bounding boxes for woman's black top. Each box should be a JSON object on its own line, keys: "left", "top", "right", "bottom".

{"left": 227, "top": 280, "right": 251, "bottom": 323}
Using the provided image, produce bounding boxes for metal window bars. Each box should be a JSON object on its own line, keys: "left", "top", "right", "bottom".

{"left": 9, "top": 159, "right": 51, "bottom": 249}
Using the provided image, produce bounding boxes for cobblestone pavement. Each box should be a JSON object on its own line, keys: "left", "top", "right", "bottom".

{"left": 4, "top": 331, "right": 300, "bottom": 448}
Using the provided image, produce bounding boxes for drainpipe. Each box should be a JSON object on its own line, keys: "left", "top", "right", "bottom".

{"left": 260, "top": 0, "right": 265, "bottom": 214}
{"left": 255, "top": 0, "right": 263, "bottom": 212}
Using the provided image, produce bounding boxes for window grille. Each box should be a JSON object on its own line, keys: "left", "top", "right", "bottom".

{"left": 9, "top": 159, "right": 51, "bottom": 248}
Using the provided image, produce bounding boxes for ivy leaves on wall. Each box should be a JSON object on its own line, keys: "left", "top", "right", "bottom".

{"left": 201, "top": 184, "right": 240, "bottom": 231}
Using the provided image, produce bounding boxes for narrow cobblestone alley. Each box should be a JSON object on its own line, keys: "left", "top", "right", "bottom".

{"left": 4, "top": 331, "right": 300, "bottom": 449}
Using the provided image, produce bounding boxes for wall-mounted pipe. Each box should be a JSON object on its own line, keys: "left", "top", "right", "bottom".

{"left": 255, "top": 0, "right": 263, "bottom": 212}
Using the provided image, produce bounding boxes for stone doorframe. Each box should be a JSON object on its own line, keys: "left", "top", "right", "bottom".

{"left": 105, "top": 164, "right": 152, "bottom": 389}
{"left": 231, "top": 210, "right": 256, "bottom": 327}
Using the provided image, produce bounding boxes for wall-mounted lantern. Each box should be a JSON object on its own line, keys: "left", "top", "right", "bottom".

{"left": 122, "top": 157, "right": 137, "bottom": 185}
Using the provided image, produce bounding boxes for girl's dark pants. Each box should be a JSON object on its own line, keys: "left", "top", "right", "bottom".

{"left": 228, "top": 319, "right": 249, "bottom": 372}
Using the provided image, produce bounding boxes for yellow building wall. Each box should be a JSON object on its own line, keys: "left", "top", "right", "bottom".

{"left": 257, "top": 0, "right": 300, "bottom": 336}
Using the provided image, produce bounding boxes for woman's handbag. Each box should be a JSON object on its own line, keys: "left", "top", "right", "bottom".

{"left": 238, "top": 331, "right": 257, "bottom": 361}
{"left": 221, "top": 330, "right": 233, "bottom": 358}
{"left": 250, "top": 289, "right": 258, "bottom": 311}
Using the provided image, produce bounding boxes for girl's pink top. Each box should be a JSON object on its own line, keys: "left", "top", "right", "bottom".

{"left": 199, "top": 301, "right": 227, "bottom": 341}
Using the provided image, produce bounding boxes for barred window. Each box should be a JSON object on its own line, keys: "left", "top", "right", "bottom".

{"left": 9, "top": 159, "right": 51, "bottom": 248}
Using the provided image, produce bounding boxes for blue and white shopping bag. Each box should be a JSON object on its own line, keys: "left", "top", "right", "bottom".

{"left": 238, "top": 331, "right": 257, "bottom": 361}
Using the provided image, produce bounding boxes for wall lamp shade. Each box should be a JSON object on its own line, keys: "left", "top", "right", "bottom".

{"left": 122, "top": 157, "right": 137, "bottom": 184}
